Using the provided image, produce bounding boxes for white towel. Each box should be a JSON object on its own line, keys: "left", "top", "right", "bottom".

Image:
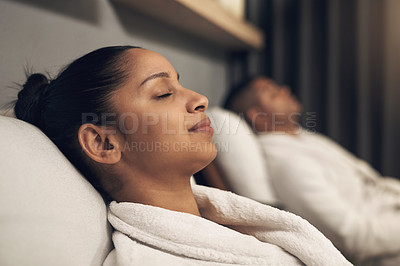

{"left": 105, "top": 185, "right": 351, "bottom": 265}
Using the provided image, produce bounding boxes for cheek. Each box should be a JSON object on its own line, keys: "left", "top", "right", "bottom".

{"left": 158, "top": 112, "right": 188, "bottom": 135}
{"left": 273, "top": 99, "right": 290, "bottom": 112}
{"left": 118, "top": 113, "right": 140, "bottom": 134}
{"left": 260, "top": 101, "right": 275, "bottom": 114}
{"left": 117, "top": 111, "right": 170, "bottom": 134}
{"left": 134, "top": 112, "right": 190, "bottom": 143}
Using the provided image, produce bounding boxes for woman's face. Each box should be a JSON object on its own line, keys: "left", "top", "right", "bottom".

{"left": 111, "top": 49, "right": 217, "bottom": 178}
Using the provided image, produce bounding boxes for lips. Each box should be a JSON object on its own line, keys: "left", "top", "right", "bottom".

{"left": 188, "top": 117, "right": 213, "bottom": 134}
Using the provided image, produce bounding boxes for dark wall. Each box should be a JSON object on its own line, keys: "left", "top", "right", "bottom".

{"left": 227, "top": 0, "right": 400, "bottom": 178}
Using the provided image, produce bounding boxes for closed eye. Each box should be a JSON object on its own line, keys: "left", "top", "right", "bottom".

{"left": 157, "top": 93, "right": 173, "bottom": 99}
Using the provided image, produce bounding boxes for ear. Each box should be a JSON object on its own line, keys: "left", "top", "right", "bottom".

{"left": 246, "top": 106, "right": 270, "bottom": 132}
{"left": 78, "top": 124, "right": 122, "bottom": 164}
{"left": 246, "top": 106, "right": 266, "bottom": 123}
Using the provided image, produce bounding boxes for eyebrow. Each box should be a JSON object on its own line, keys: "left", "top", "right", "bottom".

{"left": 139, "top": 71, "right": 180, "bottom": 87}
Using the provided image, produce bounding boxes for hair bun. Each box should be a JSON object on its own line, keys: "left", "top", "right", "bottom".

{"left": 15, "top": 73, "right": 50, "bottom": 128}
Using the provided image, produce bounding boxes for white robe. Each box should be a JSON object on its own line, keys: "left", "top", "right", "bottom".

{"left": 104, "top": 184, "right": 351, "bottom": 265}
{"left": 258, "top": 131, "right": 400, "bottom": 265}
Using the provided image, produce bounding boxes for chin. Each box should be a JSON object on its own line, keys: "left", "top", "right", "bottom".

{"left": 205, "top": 144, "right": 218, "bottom": 165}
{"left": 193, "top": 142, "right": 218, "bottom": 173}
{"left": 174, "top": 141, "right": 217, "bottom": 177}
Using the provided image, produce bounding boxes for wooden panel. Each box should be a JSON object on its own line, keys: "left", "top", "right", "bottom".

{"left": 113, "top": 0, "right": 264, "bottom": 50}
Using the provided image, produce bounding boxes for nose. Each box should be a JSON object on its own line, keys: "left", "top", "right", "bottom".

{"left": 185, "top": 88, "right": 209, "bottom": 113}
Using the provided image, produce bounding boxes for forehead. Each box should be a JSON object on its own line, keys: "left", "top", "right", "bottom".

{"left": 111, "top": 49, "right": 176, "bottom": 107}
{"left": 125, "top": 49, "right": 176, "bottom": 85}
{"left": 250, "top": 78, "right": 278, "bottom": 95}
{"left": 251, "top": 77, "right": 274, "bottom": 89}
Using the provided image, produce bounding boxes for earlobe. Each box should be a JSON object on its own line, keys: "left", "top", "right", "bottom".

{"left": 78, "top": 124, "right": 121, "bottom": 164}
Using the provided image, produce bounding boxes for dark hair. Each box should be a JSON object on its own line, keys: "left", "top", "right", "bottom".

{"left": 14, "top": 45, "right": 140, "bottom": 200}
{"left": 223, "top": 75, "right": 257, "bottom": 110}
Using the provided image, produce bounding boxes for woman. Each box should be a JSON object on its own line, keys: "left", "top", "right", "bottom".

{"left": 14, "top": 46, "right": 351, "bottom": 265}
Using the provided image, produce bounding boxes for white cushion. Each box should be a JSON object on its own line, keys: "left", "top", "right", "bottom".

{"left": 207, "top": 107, "right": 278, "bottom": 204}
{"left": 0, "top": 107, "right": 15, "bottom": 117}
{"left": 0, "top": 116, "right": 112, "bottom": 266}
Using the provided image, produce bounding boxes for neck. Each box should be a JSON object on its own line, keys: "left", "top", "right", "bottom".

{"left": 107, "top": 173, "right": 201, "bottom": 217}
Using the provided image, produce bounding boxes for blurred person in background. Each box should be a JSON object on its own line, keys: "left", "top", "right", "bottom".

{"left": 225, "top": 76, "right": 400, "bottom": 265}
